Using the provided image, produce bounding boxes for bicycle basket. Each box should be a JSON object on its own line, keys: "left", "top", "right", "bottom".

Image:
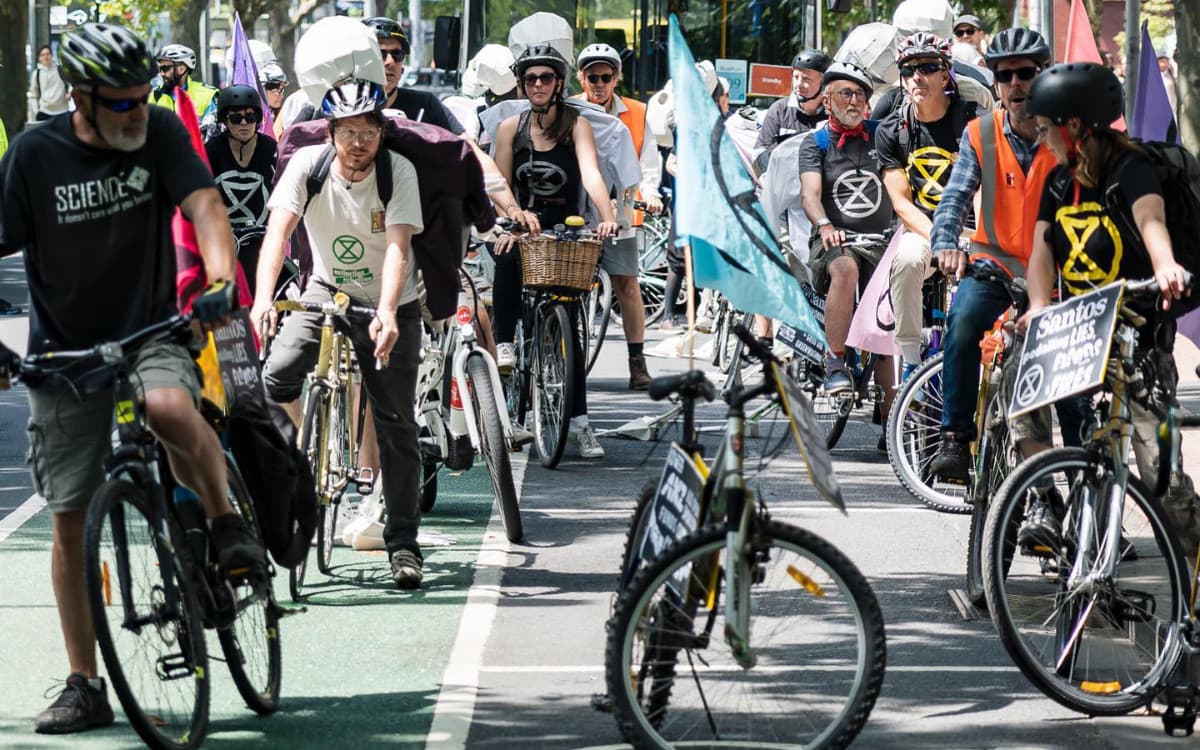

{"left": 519, "top": 235, "right": 603, "bottom": 293}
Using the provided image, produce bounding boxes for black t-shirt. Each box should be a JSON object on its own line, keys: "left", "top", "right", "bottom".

{"left": 204, "top": 134, "right": 277, "bottom": 232}
{"left": 388, "top": 88, "right": 465, "bottom": 134}
{"left": 755, "top": 96, "right": 825, "bottom": 149}
{"left": 0, "top": 107, "right": 214, "bottom": 353}
{"left": 1037, "top": 158, "right": 1160, "bottom": 305}
{"left": 798, "top": 124, "right": 893, "bottom": 234}
{"left": 513, "top": 114, "right": 581, "bottom": 228}
{"left": 875, "top": 98, "right": 975, "bottom": 219}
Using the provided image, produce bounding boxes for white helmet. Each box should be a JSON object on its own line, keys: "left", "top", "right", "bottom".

{"left": 259, "top": 62, "right": 288, "bottom": 86}
{"left": 156, "top": 43, "right": 196, "bottom": 70}
{"left": 294, "top": 16, "right": 386, "bottom": 109}
{"left": 508, "top": 12, "right": 574, "bottom": 67}
{"left": 463, "top": 43, "right": 516, "bottom": 97}
{"left": 891, "top": 0, "right": 955, "bottom": 38}
{"left": 577, "top": 43, "right": 621, "bottom": 72}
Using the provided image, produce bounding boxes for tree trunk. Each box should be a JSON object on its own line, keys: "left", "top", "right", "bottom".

{"left": 1179, "top": 0, "right": 1200, "bottom": 153}
{"left": 0, "top": 1, "right": 29, "bottom": 136}
{"left": 169, "top": 1, "right": 208, "bottom": 69}
{"left": 270, "top": 4, "right": 298, "bottom": 90}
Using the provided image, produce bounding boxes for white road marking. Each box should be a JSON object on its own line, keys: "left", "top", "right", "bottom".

{"left": 0, "top": 494, "right": 45, "bottom": 544}
{"left": 426, "top": 452, "right": 528, "bottom": 749}
{"left": 475, "top": 664, "right": 1018, "bottom": 674}
{"left": 527, "top": 506, "right": 935, "bottom": 516}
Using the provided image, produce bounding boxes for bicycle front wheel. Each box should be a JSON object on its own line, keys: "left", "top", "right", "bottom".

{"left": 965, "top": 402, "right": 1018, "bottom": 608}
{"left": 983, "top": 447, "right": 1187, "bottom": 716}
{"left": 606, "top": 522, "right": 887, "bottom": 749}
{"left": 466, "top": 353, "right": 523, "bottom": 542}
{"left": 584, "top": 269, "right": 613, "bottom": 375}
{"left": 532, "top": 304, "right": 575, "bottom": 469}
{"left": 85, "top": 479, "right": 209, "bottom": 750}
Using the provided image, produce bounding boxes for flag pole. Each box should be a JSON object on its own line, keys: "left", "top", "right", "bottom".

{"left": 684, "top": 241, "right": 696, "bottom": 370}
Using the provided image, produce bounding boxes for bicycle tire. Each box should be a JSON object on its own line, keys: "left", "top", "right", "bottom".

{"left": 606, "top": 521, "right": 887, "bottom": 749}
{"left": 982, "top": 447, "right": 1187, "bottom": 716}
{"left": 584, "top": 269, "right": 613, "bottom": 375}
{"left": 617, "top": 479, "right": 660, "bottom": 592}
{"left": 885, "top": 354, "right": 971, "bottom": 514}
{"left": 794, "top": 361, "right": 851, "bottom": 450}
{"left": 85, "top": 479, "right": 209, "bottom": 750}
{"left": 420, "top": 460, "right": 439, "bottom": 513}
{"left": 288, "top": 550, "right": 308, "bottom": 601}
{"left": 612, "top": 264, "right": 672, "bottom": 327}
{"left": 964, "top": 408, "right": 1018, "bottom": 608}
{"left": 217, "top": 458, "right": 282, "bottom": 715}
{"left": 466, "top": 353, "right": 523, "bottom": 541}
{"left": 532, "top": 304, "right": 574, "bottom": 469}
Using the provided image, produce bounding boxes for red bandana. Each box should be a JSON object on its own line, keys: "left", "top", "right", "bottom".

{"left": 828, "top": 119, "right": 869, "bottom": 148}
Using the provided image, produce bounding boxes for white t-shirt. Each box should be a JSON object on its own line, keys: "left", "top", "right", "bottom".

{"left": 270, "top": 145, "right": 424, "bottom": 306}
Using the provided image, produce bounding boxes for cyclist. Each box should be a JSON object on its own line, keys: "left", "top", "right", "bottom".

{"left": 875, "top": 32, "right": 980, "bottom": 380}
{"left": 798, "top": 62, "right": 895, "bottom": 423}
{"left": 490, "top": 44, "right": 620, "bottom": 459}
{"left": 0, "top": 23, "right": 263, "bottom": 734}
{"left": 1021, "top": 61, "right": 1199, "bottom": 552}
{"left": 260, "top": 62, "right": 289, "bottom": 138}
{"left": 926, "top": 28, "right": 1075, "bottom": 482}
{"left": 755, "top": 49, "right": 829, "bottom": 150}
{"left": 364, "top": 17, "right": 465, "bottom": 133}
{"left": 204, "top": 84, "right": 277, "bottom": 296}
{"left": 151, "top": 43, "right": 218, "bottom": 126}
{"left": 251, "top": 77, "right": 429, "bottom": 589}
{"left": 953, "top": 14, "right": 987, "bottom": 58}
{"left": 572, "top": 42, "right": 658, "bottom": 390}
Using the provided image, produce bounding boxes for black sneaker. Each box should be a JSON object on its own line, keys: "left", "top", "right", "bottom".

{"left": 390, "top": 548, "right": 424, "bottom": 590}
{"left": 34, "top": 673, "right": 115, "bottom": 734}
{"left": 1018, "top": 495, "right": 1063, "bottom": 557}
{"left": 928, "top": 432, "right": 971, "bottom": 483}
{"left": 210, "top": 513, "right": 267, "bottom": 579}
{"left": 823, "top": 366, "right": 853, "bottom": 395}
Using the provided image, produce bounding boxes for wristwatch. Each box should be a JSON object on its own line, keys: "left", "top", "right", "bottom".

{"left": 816, "top": 218, "right": 832, "bottom": 229}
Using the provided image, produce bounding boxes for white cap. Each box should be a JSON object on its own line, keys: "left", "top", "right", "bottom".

{"left": 463, "top": 43, "right": 517, "bottom": 97}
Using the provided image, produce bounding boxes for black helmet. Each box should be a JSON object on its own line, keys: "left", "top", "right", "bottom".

{"left": 793, "top": 49, "right": 831, "bottom": 72}
{"left": 822, "top": 62, "right": 874, "bottom": 98}
{"left": 512, "top": 44, "right": 570, "bottom": 81}
{"left": 363, "top": 16, "right": 411, "bottom": 56}
{"left": 985, "top": 28, "right": 1051, "bottom": 70}
{"left": 217, "top": 85, "right": 263, "bottom": 118}
{"left": 321, "top": 79, "right": 386, "bottom": 120}
{"left": 58, "top": 23, "right": 155, "bottom": 88}
{"left": 1027, "top": 63, "right": 1123, "bottom": 128}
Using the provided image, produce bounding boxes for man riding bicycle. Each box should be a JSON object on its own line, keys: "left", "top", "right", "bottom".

{"left": 150, "top": 43, "right": 218, "bottom": 127}
{"left": 251, "top": 78, "right": 429, "bottom": 589}
{"left": 756, "top": 49, "right": 829, "bottom": 150}
{"left": 797, "top": 61, "right": 895, "bottom": 428}
{"left": 0, "top": 23, "right": 263, "bottom": 734}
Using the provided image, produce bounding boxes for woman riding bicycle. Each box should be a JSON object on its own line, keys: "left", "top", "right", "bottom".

{"left": 490, "top": 44, "right": 619, "bottom": 460}
{"left": 1021, "top": 61, "right": 1198, "bottom": 552}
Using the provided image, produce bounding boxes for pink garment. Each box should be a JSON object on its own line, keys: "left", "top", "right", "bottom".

{"left": 846, "top": 229, "right": 902, "bottom": 357}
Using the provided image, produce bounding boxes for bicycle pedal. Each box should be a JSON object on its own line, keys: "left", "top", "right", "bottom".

{"left": 273, "top": 602, "right": 308, "bottom": 618}
{"left": 1162, "top": 689, "right": 1199, "bottom": 737}
{"left": 590, "top": 693, "right": 614, "bottom": 714}
{"left": 157, "top": 652, "right": 195, "bottom": 681}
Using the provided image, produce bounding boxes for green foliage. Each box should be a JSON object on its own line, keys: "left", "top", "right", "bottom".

{"left": 98, "top": 0, "right": 185, "bottom": 34}
{"left": 1112, "top": 0, "right": 1175, "bottom": 60}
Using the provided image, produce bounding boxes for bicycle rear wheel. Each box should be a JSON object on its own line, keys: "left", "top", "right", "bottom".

{"left": 467, "top": 353, "right": 523, "bottom": 542}
{"left": 583, "top": 269, "right": 613, "bottom": 375}
{"left": 85, "top": 479, "right": 209, "bottom": 750}
{"left": 792, "top": 359, "right": 851, "bottom": 450}
{"left": 982, "top": 448, "right": 1186, "bottom": 715}
{"left": 217, "top": 458, "right": 282, "bottom": 715}
{"left": 606, "top": 522, "right": 887, "bottom": 749}
{"left": 532, "top": 304, "right": 575, "bottom": 469}
{"left": 886, "top": 353, "right": 971, "bottom": 514}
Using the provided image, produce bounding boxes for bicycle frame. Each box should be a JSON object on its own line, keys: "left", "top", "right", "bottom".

{"left": 450, "top": 287, "right": 513, "bottom": 448}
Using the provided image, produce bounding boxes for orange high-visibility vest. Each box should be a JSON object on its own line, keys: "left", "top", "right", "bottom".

{"left": 616, "top": 97, "right": 649, "bottom": 226}
{"left": 966, "top": 110, "right": 1058, "bottom": 272}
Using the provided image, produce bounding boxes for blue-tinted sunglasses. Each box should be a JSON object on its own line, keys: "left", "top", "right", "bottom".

{"left": 94, "top": 92, "right": 151, "bottom": 113}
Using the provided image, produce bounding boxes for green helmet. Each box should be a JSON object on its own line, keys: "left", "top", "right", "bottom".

{"left": 58, "top": 23, "right": 155, "bottom": 88}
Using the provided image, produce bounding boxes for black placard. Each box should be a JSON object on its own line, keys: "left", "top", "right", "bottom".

{"left": 640, "top": 445, "right": 705, "bottom": 570}
{"left": 1008, "top": 282, "right": 1122, "bottom": 418}
{"left": 777, "top": 283, "right": 827, "bottom": 364}
{"left": 213, "top": 309, "right": 265, "bottom": 412}
{"left": 774, "top": 362, "right": 846, "bottom": 512}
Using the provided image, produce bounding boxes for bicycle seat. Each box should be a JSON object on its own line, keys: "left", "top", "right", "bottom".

{"left": 648, "top": 369, "right": 716, "bottom": 403}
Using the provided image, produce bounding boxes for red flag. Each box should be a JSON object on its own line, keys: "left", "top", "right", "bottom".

{"left": 170, "top": 89, "right": 255, "bottom": 315}
{"left": 1063, "top": 0, "right": 1126, "bottom": 130}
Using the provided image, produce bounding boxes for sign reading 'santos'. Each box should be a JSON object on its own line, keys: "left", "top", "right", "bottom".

{"left": 748, "top": 63, "right": 792, "bottom": 97}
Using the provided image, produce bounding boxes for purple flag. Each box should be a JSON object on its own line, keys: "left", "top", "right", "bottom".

{"left": 1131, "top": 22, "right": 1178, "bottom": 144}
{"left": 228, "top": 13, "right": 274, "bottom": 136}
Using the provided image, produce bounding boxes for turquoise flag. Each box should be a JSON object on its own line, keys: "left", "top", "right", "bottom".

{"left": 668, "top": 16, "right": 825, "bottom": 348}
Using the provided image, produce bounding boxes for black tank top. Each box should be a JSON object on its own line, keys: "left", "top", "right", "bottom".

{"left": 512, "top": 110, "right": 582, "bottom": 228}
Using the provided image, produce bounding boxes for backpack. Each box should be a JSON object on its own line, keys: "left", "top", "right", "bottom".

{"left": 895, "top": 97, "right": 978, "bottom": 156}
{"left": 810, "top": 120, "right": 880, "bottom": 154}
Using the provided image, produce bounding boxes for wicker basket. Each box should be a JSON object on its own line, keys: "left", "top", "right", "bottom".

{"left": 519, "top": 235, "right": 603, "bottom": 293}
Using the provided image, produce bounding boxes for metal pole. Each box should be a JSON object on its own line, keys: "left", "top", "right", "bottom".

{"left": 1040, "top": 0, "right": 1054, "bottom": 61}
{"left": 870, "top": 0, "right": 878, "bottom": 24}
{"left": 1125, "top": 4, "right": 1140, "bottom": 123}
{"left": 409, "top": 0, "right": 421, "bottom": 69}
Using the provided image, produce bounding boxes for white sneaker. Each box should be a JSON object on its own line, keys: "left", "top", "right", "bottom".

{"left": 496, "top": 343, "right": 516, "bottom": 372}
{"left": 569, "top": 424, "right": 606, "bottom": 459}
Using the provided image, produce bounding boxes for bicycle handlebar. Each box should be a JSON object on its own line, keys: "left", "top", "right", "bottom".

{"left": 648, "top": 369, "right": 717, "bottom": 403}
{"left": 18, "top": 315, "right": 194, "bottom": 383}
{"left": 273, "top": 298, "right": 377, "bottom": 321}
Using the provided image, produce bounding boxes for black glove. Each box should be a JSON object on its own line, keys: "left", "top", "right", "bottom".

{"left": 193, "top": 279, "right": 238, "bottom": 324}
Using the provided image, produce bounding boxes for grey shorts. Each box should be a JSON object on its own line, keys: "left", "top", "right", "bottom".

{"left": 27, "top": 341, "right": 202, "bottom": 514}
{"left": 601, "top": 235, "right": 640, "bottom": 278}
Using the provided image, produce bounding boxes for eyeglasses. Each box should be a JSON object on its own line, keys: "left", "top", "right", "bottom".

{"left": 225, "top": 111, "right": 261, "bottom": 125}
{"left": 586, "top": 73, "right": 614, "bottom": 84}
{"left": 831, "top": 88, "right": 868, "bottom": 102}
{"left": 954, "top": 27, "right": 976, "bottom": 37}
{"left": 380, "top": 49, "right": 406, "bottom": 62}
{"left": 157, "top": 64, "right": 176, "bottom": 74}
{"left": 333, "top": 128, "right": 382, "bottom": 145}
{"left": 93, "top": 92, "right": 150, "bottom": 113}
{"left": 263, "top": 83, "right": 285, "bottom": 92}
{"left": 899, "top": 61, "right": 947, "bottom": 78}
{"left": 522, "top": 73, "right": 558, "bottom": 86}
{"left": 994, "top": 66, "right": 1040, "bottom": 84}
{"left": 1035, "top": 125, "right": 1052, "bottom": 141}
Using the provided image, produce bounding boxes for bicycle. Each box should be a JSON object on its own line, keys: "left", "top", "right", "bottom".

{"left": 605, "top": 325, "right": 887, "bottom": 749}
{"left": 18, "top": 315, "right": 282, "bottom": 750}
{"left": 271, "top": 291, "right": 374, "bottom": 600}
{"left": 981, "top": 277, "right": 1200, "bottom": 729}
{"left": 502, "top": 219, "right": 604, "bottom": 469}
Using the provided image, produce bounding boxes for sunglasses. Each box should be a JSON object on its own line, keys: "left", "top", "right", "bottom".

{"left": 94, "top": 92, "right": 150, "bottom": 113}
{"left": 380, "top": 49, "right": 406, "bottom": 62}
{"left": 225, "top": 111, "right": 261, "bottom": 125}
{"left": 522, "top": 73, "right": 558, "bottom": 86}
{"left": 954, "top": 27, "right": 977, "bottom": 37}
{"left": 586, "top": 73, "right": 614, "bottom": 84}
{"left": 994, "top": 66, "right": 1040, "bottom": 84}
{"left": 263, "top": 83, "right": 285, "bottom": 92}
{"left": 899, "top": 61, "right": 946, "bottom": 78}
{"left": 157, "top": 64, "right": 177, "bottom": 74}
